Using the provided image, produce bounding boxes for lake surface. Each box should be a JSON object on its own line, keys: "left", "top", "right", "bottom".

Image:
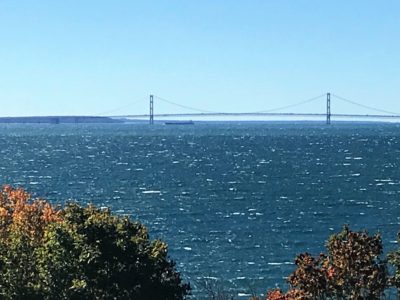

{"left": 0, "top": 122, "right": 399, "bottom": 298}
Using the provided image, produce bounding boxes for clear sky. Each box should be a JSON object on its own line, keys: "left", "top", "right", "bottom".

{"left": 0, "top": 1, "right": 399, "bottom": 117}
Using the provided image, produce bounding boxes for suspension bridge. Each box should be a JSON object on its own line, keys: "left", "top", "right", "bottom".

{"left": 103, "top": 93, "right": 400, "bottom": 124}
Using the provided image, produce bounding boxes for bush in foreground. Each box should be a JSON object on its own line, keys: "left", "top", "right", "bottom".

{"left": 262, "top": 225, "right": 388, "bottom": 300}
{"left": 388, "top": 232, "right": 400, "bottom": 292}
{"left": 0, "top": 185, "right": 190, "bottom": 299}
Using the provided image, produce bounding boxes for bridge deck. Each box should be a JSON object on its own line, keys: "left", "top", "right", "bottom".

{"left": 110, "top": 112, "right": 400, "bottom": 119}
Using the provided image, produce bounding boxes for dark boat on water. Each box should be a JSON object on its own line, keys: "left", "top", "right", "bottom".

{"left": 164, "top": 120, "right": 194, "bottom": 125}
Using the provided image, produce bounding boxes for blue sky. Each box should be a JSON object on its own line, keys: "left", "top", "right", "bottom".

{"left": 0, "top": 1, "right": 399, "bottom": 117}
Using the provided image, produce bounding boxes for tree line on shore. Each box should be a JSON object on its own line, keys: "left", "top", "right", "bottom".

{"left": 0, "top": 185, "right": 399, "bottom": 299}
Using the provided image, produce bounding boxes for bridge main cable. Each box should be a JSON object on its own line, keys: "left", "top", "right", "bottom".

{"left": 332, "top": 94, "right": 400, "bottom": 116}
{"left": 144, "top": 93, "right": 328, "bottom": 123}
{"left": 154, "top": 95, "right": 220, "bottom": 114}
{"left": 250, "top": 94, "right": 326, "bottom": 114}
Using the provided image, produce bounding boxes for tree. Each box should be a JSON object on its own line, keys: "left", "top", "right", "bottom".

{"left": 324, "top": 225, "right": 387, "bottom": 299}
{"left": 266, "top": 225, "right": 388, "bottom": 300}
{"left": 388, "top": 232, "right": 400, "bottom": 294}
{"left": 0, "top": 185, "right": 190, "bottom": 299}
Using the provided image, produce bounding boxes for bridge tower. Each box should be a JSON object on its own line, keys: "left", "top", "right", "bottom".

{"left": 149, "top": 94, "right": 154, "bottom": 125}
{"left": 326, "top": 92, "right": 331, "bottom": 125}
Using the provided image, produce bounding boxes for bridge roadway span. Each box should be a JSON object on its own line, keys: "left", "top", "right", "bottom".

{"left": 111, "top": 112, "right": 400, "bottom": 119}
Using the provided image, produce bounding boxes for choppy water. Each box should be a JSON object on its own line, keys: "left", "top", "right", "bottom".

{"left": 0, "top": 122, "right": 400, "bottom": 298}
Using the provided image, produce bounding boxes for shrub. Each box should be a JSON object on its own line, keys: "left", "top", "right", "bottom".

{"left": 0, "top": 185, "right": 190, "bottom": 299}
{"left": 388, "top": 232, "right": 400, "bottom": 293}
{"left": 324, "top": 225, "right": 387, "bottom": 299}
{"left": 266, "top": 225, "right": 388, "bottom": 300}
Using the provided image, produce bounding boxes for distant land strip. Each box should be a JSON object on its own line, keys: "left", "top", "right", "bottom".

{"left": 0, "top": 116, "right": 124, "bottom": 124}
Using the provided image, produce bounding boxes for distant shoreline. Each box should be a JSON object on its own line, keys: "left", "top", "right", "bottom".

{"left": 0, "top": 116, "right": 123, "bottom": 124}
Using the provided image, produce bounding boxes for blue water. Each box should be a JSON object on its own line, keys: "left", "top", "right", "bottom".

{"left": 0, "top": 122, "right": 399, "bottom": 298}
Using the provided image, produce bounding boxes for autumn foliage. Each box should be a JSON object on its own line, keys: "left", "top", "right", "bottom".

{"left": 264, "top": 225, "right": 388, "bottom": 300}
{"left": 3, "top": 185, "right": 400, "bottom": 300}
{"left": 0, "top": 185, "right": 190, "bottom": 299}
{"left": 388, "top": 233, "right": 400, "bottom": 291}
